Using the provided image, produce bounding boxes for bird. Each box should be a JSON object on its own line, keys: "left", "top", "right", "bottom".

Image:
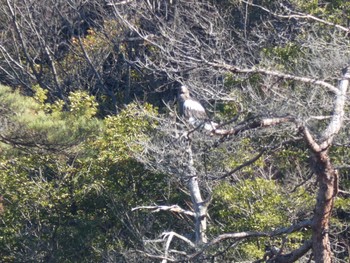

{"left": 177, "top": 85, "right": 218, "bottom": 131}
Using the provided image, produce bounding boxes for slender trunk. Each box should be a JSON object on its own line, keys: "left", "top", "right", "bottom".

{"left": 188, "top": 176, "right": 207, "bottom": 244}
{"left": 186, "top": 144, "right": 208, "bottom": 245}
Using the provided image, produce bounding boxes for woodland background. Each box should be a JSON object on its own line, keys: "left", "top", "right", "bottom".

{"left": 0, "top": 0, "right": 350, "bottom": 262}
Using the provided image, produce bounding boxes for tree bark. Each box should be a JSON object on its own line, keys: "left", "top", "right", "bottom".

{"left": 306, "top": 65, "right": 349, "bottom": 262}
{"left": 311, "top": 151, "right": 338, "bottom": 262}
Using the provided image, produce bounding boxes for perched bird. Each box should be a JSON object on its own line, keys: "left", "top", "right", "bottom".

{"left": 177, "top": 85, "right": 217, "bottom": 131}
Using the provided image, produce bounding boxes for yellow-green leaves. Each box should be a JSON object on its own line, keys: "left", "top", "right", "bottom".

{"left": 32, "top": 84, "right": 48, "bottom": 105}
{"left": 214, "top": 179, "right": 286, "bottom": 230}
{"left": 0, "top": 85, "right": 162, "bottom": 262}
{"left": 212, "top": 178, "right": 314, "bottom": 259}
{"left": 68, "top": 91, "right": 98, "bottom": 118}
{"left": 92, "top": 103, "right": 158, "bottom": 163}
{"left": 0, "top": 85, "right": 101, "bottom": 151}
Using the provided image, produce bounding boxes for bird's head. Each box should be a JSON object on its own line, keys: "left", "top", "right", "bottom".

{"left": 178, "top": 85, "right": 190, "bottom": 96}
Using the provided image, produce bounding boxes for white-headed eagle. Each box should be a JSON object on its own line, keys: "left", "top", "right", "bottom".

{"left": 177, "top": 85, "right": 218, "bottom": 131}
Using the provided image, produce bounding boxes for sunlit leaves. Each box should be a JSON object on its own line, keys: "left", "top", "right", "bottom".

{"left": 214, "top": 179, "right": 288, "bottom": 231}
{"left": 0, "top": 84, "right": 164, "bottom": 261}
{"left": 0, "top": 85, "right": 101, "bottom": 150}
{"left": 211, "top": 178, "right": 314, "bottom": 259}
{"left": 68, "top": 90, "right": 98, "bottom": 118}
{"left": 92, "top": 103, "right": 158, "bottom": 163}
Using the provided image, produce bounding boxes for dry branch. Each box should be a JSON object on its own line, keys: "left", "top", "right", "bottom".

{"left": 242, "top": 0, "right": 350, "bottom": 34}
{"left": 206, "top": 60, "right": 339, "bottom": 94}
{"left": 132, "top": 205, "right": 195, "bottom": 217}
{"left": 189, "top": 220, "right": 312, "bottom": 260}
{"left": 218, "top": 116, "right": 296, "bottom": 136}
{"left": 217, "top": 149, "right": 266, "bottom": 180}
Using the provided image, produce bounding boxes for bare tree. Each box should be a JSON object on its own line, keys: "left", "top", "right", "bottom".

{"left": 0, "top": 0, "right": 135, "bottom": 111}
{"left": 111, "top": 0, "right": 350, "bottom": 262}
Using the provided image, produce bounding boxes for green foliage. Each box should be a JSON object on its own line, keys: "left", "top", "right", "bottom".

{"left": 211, "top": 178, "right": 314, "bottom": 259}
{"left": 262, "top": 43, "right": 301, "bottom": 70}
{"left": 273, "top": 144, "right": 309, "bottom": 176}
{"left": 0, "top": 85, "right": 101, "bottom": 150}
{"left": 216, "top": 79, "right": 243, "bottom": 120}
{"left": 91, "top": 103, "right": 158, "bottom": 163}
{"left": 213, "top": 179, "right": 286, "bottom": 231}
{"left": 209, "top": 138, "right": 264, "bottom": 177}
{"left": 293, "top": 0, "right": 350, "bottom": 19}
{"left": 0, "top": 85, "right": 167, "bottom": 262}
{"left": 227, "top": 138, "right": 264, "bottom": 174}
{"left": 334, "top": 196, "right": 350, "bottom": 211}
{"left": 32, "top": 84, "right": 49, "bottom": 105}
{"left": 68, "top": 91, "right": 98, "bottom": 118}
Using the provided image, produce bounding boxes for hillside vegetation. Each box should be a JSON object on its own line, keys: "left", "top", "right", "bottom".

{"left": 0, "top": 0, "right": 350, "bottom": 262}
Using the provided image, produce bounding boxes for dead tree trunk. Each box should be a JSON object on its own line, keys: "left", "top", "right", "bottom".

{"left": 188, "top": 176, "right": 208, "bottom": 245}
{"left": 186, "top": 143, "right": 209, "bottom": 245}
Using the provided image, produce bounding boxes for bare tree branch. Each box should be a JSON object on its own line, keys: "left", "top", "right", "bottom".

{"left": 298, "top": 125, "right": 321, "bottom": 153}
{"left": 266, "top": 239, "right": 313, "bottom": 263}
{"left": 222, "top": 116, "right": 296, "bottom": 136}
{"left": 338, "top": 189, "right": 350, "bottom": 196}
{"left": 107, "top": 0, "right": 135, "bottom": 6}
{"left": 132, "top": 205, "right": 195, "bottom": 217}
{"left": 206, "top": 60, "right": 339, "bottom": 94}
{"left": 189, "top": 220, "right": 312, "bottom": 260}
{"left": 216, "top": 149, "right": 266, "bottom": 180}
{"left": 320, "top": 65, "right": 350, "bottom": 148}
{"left": 4, "top": 0, "right": 44, "bottom": 89}
{"left": 160, "top": 231, "right": 195, "bottom": 263}
{"left": 135, "top": 250, "right": 176, "bottom": 262}
{"left": 242, "top": 0, "right": 350, "bottom": 33}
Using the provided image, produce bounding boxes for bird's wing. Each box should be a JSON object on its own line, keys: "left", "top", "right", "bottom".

{"left": 183, "top": 99, "right": 208, "bottom": 120}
